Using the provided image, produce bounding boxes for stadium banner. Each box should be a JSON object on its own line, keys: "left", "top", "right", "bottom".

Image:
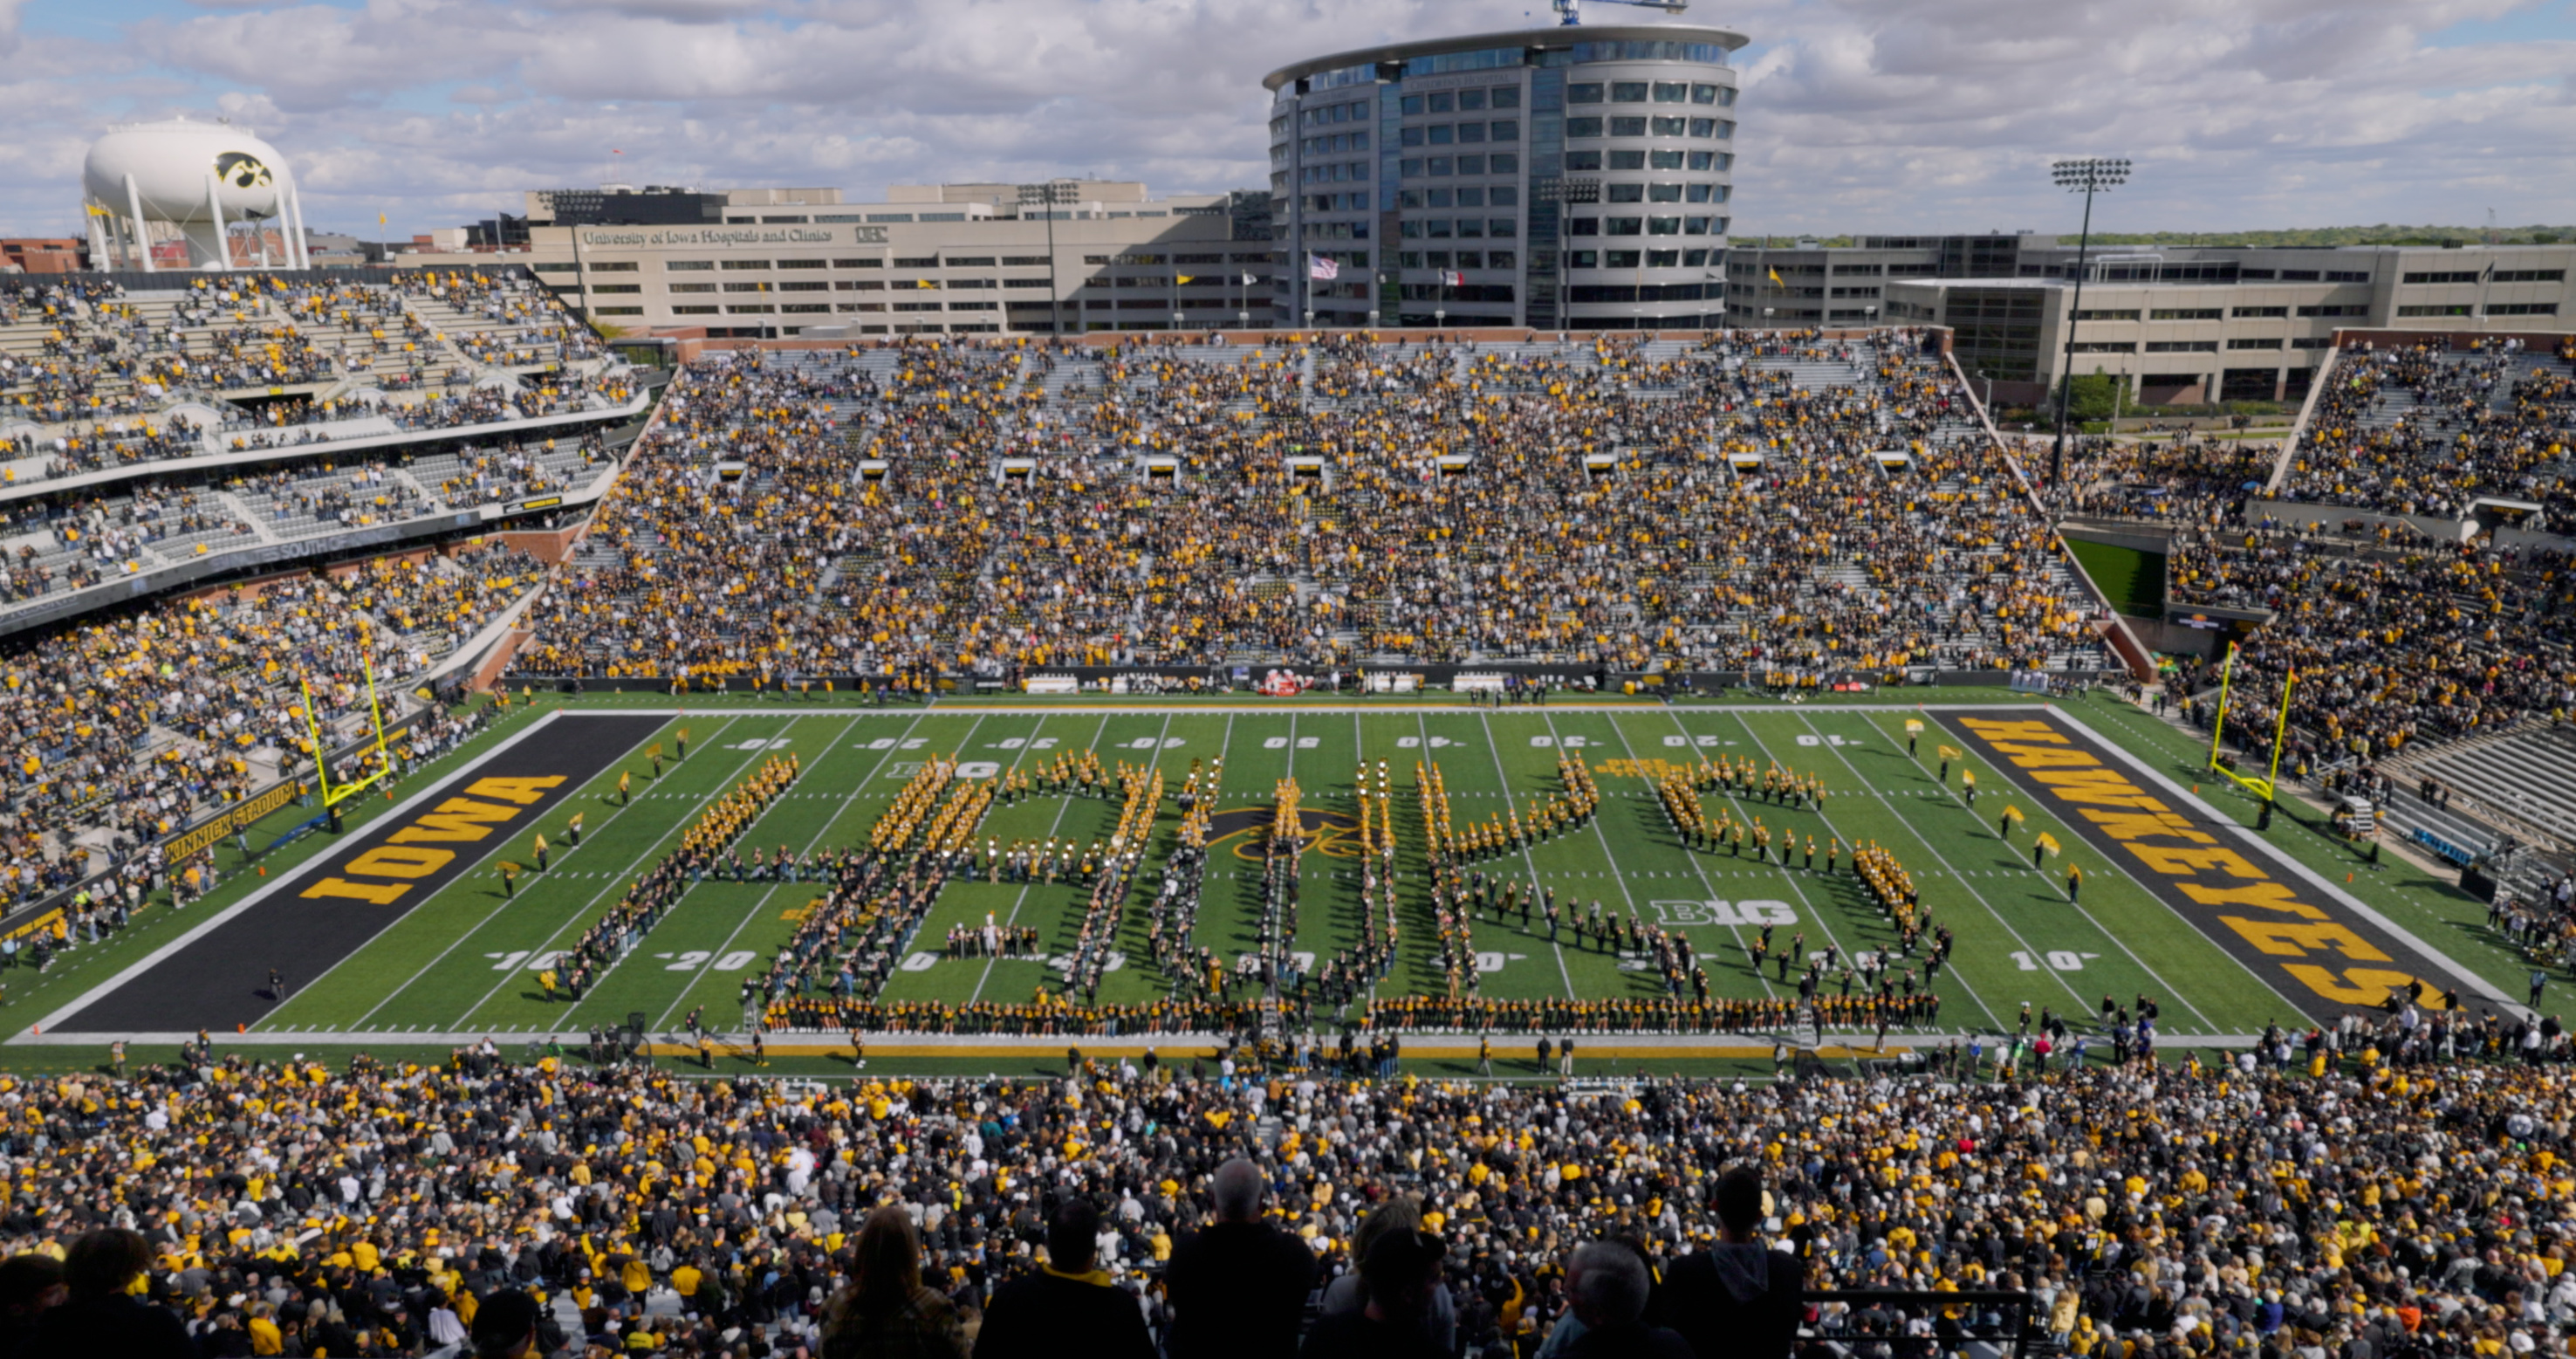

{"left": 1939, "top": 709, "right": 2472, "bottom": 1025}
{"left": 163, "top": 781, "right": 304, "bottom": 861}
{"left": 510, "top": 667, "right": 2096, "bottom": 695}
{"left": 46, "top": 712, "right": 669, "bottom": 1034}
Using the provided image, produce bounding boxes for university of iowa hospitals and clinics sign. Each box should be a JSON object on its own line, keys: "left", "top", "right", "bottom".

{"left": 578, "top": 225, "right": 890, "bottom": 248}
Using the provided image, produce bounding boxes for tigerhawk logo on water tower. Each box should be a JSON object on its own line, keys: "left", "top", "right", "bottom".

{"left": 214, "top": 151, "right": 271, "bottom": 189}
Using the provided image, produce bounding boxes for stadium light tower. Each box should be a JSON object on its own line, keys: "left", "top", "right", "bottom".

{"left": 2048, "top": 156, "right": 2128, "bottom": 488}
{"left": 1017, "top": 181, "right": 1078, "bottom": 336}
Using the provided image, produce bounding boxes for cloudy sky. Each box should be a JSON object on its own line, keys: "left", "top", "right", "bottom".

{"left": 3, "top": 0, "right": 2570, "bottom": 240}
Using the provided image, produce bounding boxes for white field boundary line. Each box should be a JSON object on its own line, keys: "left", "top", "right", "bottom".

{"left": 2046, "top": 707, "right": 2528, "bottom": 1019}
{"left": 1806, "top": 710, "right": 2227, "bottom": 1034}
{"left": 557, "top": 701, "right": 2050, "bottom": 717}
{"left": 4, "top": 1026, "right": 2278, "bottom": 1050}
{"left": 17, "top": 709, "right": 574, "bottom": 1040}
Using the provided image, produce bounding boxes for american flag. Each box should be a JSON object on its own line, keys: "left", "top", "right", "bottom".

{"left": 1307, "top": 253, "right": 1339, "bottom": 281}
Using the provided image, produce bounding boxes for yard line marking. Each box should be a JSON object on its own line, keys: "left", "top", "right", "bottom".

{"left": 1637, "top": 710, "right": 1911, "bottom": 1021}
{"left": 1539, "top": 710, "right": 1654, "bottom": 955}
{"left": 1586, "top": 722, "right": 1771, "bottom": 1000}
{"left": 971, "top": 712, "right": 1120, "bottom": 1004}
{"left": 335, "top": 714, "right": 746, "bottom": 1033}
{"left": 1469, "top": 709, "right": 1578, "bottom": 1000}
{"left": 1760, "top": 711, "right": 2107, "bottom": 1028}
{"left": 439, "top": 717, "right": 818, "bottom": 1030}
{"left": 649, "top": 711, "right": 938, "bottom": 1032}
{"left": 1846, "top": 709, "right": 2229, "bottom": 1032}
{"left": 1696, "top": 710, "right": 2007, "bottom": 1031}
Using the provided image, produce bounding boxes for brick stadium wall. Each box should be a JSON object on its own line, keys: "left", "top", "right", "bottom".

{"left": 494, "top": 526, "right": 583, "bottom": 566}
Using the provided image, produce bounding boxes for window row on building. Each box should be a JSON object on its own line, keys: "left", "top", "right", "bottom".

{"left": 1565, "top": 216, "right": 1727, "bottom": 237}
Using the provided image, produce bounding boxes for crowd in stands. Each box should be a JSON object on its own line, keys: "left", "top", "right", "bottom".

{"left": 2278, "top": 337, "right": 2576, "bottom": 525}
{"left": 2057, "top": 436, "right": 2282, "bottom": 525}
{"left": 0, "top": 1029, "right": 2573, "bottom": 1359}
{"left": 0, "top": 540, "right": 546, "bottom": 916}
{"left": 2166, "top": 527, "right": 2576, "bottom": 758}
{"left": 2, "top": 269, "right": 635, "bottom": 487}
{"left": 518, "top": 331, "right": 2113, "bottom": 679}
{"left": 0, "top": 417, "right": 620, "bottom": 619}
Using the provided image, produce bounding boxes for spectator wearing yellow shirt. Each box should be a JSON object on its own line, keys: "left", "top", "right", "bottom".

{"left": 672, "top": 1257, "right": 702, "bottom": 1304}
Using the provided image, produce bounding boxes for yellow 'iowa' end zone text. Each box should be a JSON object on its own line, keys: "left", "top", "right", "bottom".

{"left": 298, "top": 777, "right": 566, "bottom": 907}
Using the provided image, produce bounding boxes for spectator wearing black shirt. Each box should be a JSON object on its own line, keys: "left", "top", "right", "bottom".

{"left": 1299, "top": 1228, "right": 1449, "bottom": 1359}
{"left": 1661, "top": 1168, "right": 1803, "bottom": 1359}
{"left": 1168, "top": 1158, "right": 1317, "bottom": 1359}
{"left": 973, "top": 1199, "right": 1153, "bottom": 1359}
{"left": 23, "top": 1229, "right": 192, "bottom": 1359}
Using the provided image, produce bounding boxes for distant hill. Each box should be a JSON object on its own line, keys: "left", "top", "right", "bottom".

{"left": 2078, "top": 226, "right": 2573, "bottom": 247}
{"left": 1737, "top": 226, "right": 2573, "bottom": 248}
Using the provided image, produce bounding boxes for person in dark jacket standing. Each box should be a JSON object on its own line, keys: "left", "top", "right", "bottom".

{"left": 24, "top": 1229, "right": 192, "bottom": 1359}
{"left": 1659, "top": 1168, "right": 1803, "bottom": 1359}
{"left": 825, "top": 1206, "right": 969, "bottom": 1359}
{"left": 1560, "top": 1243, "right": 1694, "bottom": 1359}
{"left": 1167, "top": 1158, "right": 1316, "bottom": 1359}
{"left": 973, "top": 1199, "right": 1153, "bottom": 1359}
{"left": 1299, "top": 1228, "right": 1448, "bottom": 1359}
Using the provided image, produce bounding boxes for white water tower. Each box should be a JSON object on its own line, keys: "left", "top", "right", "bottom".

{"left": 81, "top": 118, "right": 312, "bottom": 271}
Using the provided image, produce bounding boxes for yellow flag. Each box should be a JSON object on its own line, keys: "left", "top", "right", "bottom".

{"left": 915, "top": 279, "right": 937, "bottom": 289}
{"left": 1936, "top": 745, "right": 1963, "bottom": 760}
{"left": 1768, "top": 267, "right": 1784, "bottom": 286}
{"left": 1176, "top": 275, "right": 1196, "bottom": 285}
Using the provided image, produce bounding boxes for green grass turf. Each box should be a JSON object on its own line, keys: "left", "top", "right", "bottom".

{"left": 13, "top": 688, "right": 2547, "bottom": 1066}
{"left": 2061, "top": 534, "right": 2166, "bottom": 616}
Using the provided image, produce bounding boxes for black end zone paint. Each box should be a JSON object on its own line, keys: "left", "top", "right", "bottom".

{"left": 56, "top": 714, "right": 668, "bottom": 1034}
{"left": 1938, "top": 709, "right": 2460, "bottom": 1026}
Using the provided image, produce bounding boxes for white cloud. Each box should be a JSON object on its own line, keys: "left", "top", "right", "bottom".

{"left": 0, "top": 0, "right": 2566, "bottom": 238}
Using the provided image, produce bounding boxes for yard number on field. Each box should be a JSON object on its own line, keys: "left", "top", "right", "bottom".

{"left": 655, "top": 950, "right": 758, "bottom": 971}
{"left": 2011, "top": 951, "right": 2097, "bottom": 972}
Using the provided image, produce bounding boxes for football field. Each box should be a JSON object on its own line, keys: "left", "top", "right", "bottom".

{"left": 17, "top": 690, "right": 2526, "bottom": 1067}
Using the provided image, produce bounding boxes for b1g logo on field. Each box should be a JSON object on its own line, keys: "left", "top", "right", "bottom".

{"left": 1651, "top": 899, "right": 1797, "bottom": 927}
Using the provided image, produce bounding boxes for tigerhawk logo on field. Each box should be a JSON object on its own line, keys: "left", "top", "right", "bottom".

{"left": 1204, "top": 806, "right": 1367, "bottom": 861}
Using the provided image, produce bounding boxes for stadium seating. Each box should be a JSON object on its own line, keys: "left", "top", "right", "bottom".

{"left": 517, "top": 331, "right": 2119, "bottom": 680}
{"left": 0, "top": 1042, "right": 2567, "bottom": 1359}
{"left": 2278, "top": 335, "right": 2576, "bottom": 523}
{"left": 0, "top": 269, "right": 642, "bottom": 623}
{"left": 0, "top": 538, "right": 547, "bottom": 916}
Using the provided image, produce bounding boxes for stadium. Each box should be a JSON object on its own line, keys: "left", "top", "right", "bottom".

{"left": 2, "top": 21, "right": 2575, "bottom": 1359}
